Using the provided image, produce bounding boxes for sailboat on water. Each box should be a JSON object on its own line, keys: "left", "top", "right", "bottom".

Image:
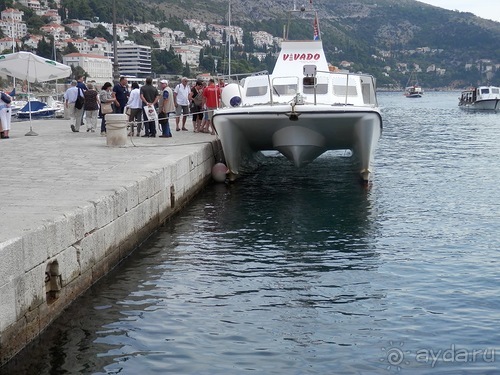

{"left": 404, "top": 71, "right": 423, "bottom": 98}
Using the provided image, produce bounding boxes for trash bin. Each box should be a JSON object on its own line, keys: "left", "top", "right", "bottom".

{"left": 105, "top": 113, "right": 128, "bottom": 146}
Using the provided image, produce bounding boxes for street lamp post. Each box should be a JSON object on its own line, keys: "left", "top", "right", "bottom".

{"left": 112, "top": 0, "right": 120, "bottom": 83}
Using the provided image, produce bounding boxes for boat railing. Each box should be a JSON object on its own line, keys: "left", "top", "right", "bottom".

{"left": 227, "top": 70, "right": 379, "bottom": 108}
{"left": 269, "top": 71, "right": 378, "bottom": 107}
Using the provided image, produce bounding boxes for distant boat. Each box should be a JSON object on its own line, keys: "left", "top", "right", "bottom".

{"left": 404, "top": 72, "right": 423, "bottom": 98}
{"left": 17, "top": 100, "right": 57, "bottom": 119}
{"left": 458, "top": 86, "right": 500, "bottom": 111}
{"left": 213, "top": 7, "right": 382, "bottom": 182}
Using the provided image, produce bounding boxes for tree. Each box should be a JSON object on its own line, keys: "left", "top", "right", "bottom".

{"left": 182, "top": 62, "right": 191, "bottom": 77}
{"left": 169, "top": 57, "right": 183, "bottom": 75}
{"left": 86, "top": 24, "right": 113, "bottom": 43}
{"left": 70, "top": 65, "right": 88, "bottom": 80}
{"left": 62, "top": 42, "right": 79, "bottom": 55}
{"left": 36, "top": 38, "right": 52, "bottom": 59}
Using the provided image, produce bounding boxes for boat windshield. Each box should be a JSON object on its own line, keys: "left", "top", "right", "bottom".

{"left": 303, "top": 84, "right": 328, "bottom": 95}
{"left": 246, "top": 86, "right": 268, "bottom": 97}
{"left": 273, "top": 84, "right": 298, "bottom": 95}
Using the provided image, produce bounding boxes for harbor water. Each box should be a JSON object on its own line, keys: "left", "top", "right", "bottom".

{"left": 3, "top": 92, "right": 500, "bottom": 374}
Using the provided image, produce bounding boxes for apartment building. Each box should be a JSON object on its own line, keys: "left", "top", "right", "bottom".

{"left": 116, "top": 43, "right": 151, "bottom": 77}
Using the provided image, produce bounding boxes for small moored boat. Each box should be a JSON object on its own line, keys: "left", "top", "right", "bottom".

{"left": 458, "top": 86, "right": 500, "bottom": 111}
{"left": 17, "top": 100, "right": 57, "bottom": 119}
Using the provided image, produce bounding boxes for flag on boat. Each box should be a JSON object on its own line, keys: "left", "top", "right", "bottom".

{"left": 313, "top": 15, "right": 319, "bottom": 40}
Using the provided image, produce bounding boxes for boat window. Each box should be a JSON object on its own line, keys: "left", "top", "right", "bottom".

{"left": 492, "top": 88, "right": 500, "bottom": 94}
{"left": 303, "top": 84, "right": 328, "bottom": 95}
{"left": 303, "top": 76, "right": 316, "bottom": 87}
{"left": 480, "top": 88, "right": 490, "bottom": 95}
{"left": 273, "top": 84, "right": 298, "bottom": 95}
{"left": 333, "top": 85, "right": 358, "bottom": 97}
{"left": 246, "top": 86, "right": 268, "bottom": 96}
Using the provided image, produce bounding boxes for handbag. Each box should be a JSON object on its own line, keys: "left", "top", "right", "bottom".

{"left": 1, "top": 92, "right": 11, "bottom": 104}
{"left": 101, "top": 102, "right": 113, "bottom": 114}
{"left": 158, "top": 111, "right": 168, "bottom": 125}
{"left": 74, "top": 88, "right": 84, "bottom": 109}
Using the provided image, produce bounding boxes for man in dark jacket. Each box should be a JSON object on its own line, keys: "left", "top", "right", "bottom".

{"left": 140, "top": 77, "right": 159, "bottom": 137}
{"left": 113, "top": 76, "right": 129, "bottom": 113}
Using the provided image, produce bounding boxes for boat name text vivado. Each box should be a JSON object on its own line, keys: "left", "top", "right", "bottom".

{"left": 283, "top": 53, "right": 321, "bottom": 62}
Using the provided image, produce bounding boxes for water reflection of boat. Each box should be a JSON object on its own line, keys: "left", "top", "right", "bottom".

{"left": 17, "top": 100, "right": 57, "bottom": 118}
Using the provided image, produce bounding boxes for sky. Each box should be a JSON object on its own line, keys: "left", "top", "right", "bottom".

{"left": 417, "top": 0, "right": 500, "bottom": 23}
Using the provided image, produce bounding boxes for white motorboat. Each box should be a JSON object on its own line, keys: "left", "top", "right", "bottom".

{"left": 212, "top": 8, "right": 382, "bottom": 182}
{"left": 458, "top": 86, "right": 500, "bottom": 111}
{"left": 47, "top": 95, "right": 65, "bottom": 118}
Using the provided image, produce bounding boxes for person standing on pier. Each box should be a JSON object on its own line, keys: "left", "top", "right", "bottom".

{"left": 173, "top": 77, "right": 191, "bottom": 131}
{"left": 158, "top": 79, "right": 175, "bottom": 138}
{"left": 64, "top": 80, "right": 85, "bottom": 133}
{"left": 99, "top": 82, "right": 116, "bottom": 136}
{"left": 0, "top": 89, "right": 12, "bottom": 139}
{"left": 202, "top": 78, "right": 221, "bottom": 135}
{"left": 189, "top": 80, "right": 204, "bottom": 132}
{"left": 76, "top": 75, "right": 87, "bottom": 126}
{"left": 140, "top": 77, "right": 159, "bottom": 137}
{"left": 83, "top": 83, "right": 99, "bottom": 132}
{"left": 113, "top": 76, "right": 129, "bottom": 114}
{"left": 126, "top": 82, "right": 143, "bottom": 136}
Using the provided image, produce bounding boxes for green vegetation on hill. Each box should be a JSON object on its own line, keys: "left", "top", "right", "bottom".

{"left": 1, "top": 0, "right": 499, "bottom": 88}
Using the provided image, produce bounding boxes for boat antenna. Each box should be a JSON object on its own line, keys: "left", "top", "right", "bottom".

{"left": 228, "top": 0, "right": 231, "bottom": 78}
{"left": 285, "top": 1, "right": 320, "bottom": 40}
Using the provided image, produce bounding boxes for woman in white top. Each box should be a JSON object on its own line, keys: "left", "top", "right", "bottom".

{"left": 126, "top": 82, "right": 142, "bottom": 136}
{"left": 0, "top": 90, "right": 12, "bottom": 139}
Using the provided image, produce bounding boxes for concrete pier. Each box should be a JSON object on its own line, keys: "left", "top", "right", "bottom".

{"left": 0, "top": 118, "right": 223, "bottom": 365}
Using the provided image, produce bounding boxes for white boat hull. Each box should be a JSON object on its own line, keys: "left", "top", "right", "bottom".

{"left": 213, "top": 105, "right": 382, "bottom": 181}
{"left": 459, "top": 99, "right": 500, "bottom": 111}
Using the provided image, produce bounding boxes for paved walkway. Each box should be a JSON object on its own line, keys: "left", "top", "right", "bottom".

{"left": 0, "top": 117, "right": 219, "bottom": 244}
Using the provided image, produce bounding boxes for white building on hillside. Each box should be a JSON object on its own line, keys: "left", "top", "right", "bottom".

{"left": 173, "top": 44, "right": 203, "bottom": 67}
{"left": 0, "top": 8, "right": 27, "bottom": 40}
{"left": 17, "top": 0, "right": 41, "bottom": 11}
{"left": 62, "top": 52, "right": 113, "bottom": 86}
{"left": 251, "top": 31, "right": 273, "bottom": 48}
{"left": 0, "top": 37, "right": 20, "bottom": 52}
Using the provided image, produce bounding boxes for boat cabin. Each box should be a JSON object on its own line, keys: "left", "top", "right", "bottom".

{"left": 235, "top": 40, "right": 377, "bottom": 108}
{"left": 460, "top": 86, "right": 500, "bottom": 104}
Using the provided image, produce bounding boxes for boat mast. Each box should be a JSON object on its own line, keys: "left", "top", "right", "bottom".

{"left": 11, "top": 11, "right": 15, "bottom": 90}
{"left": 286, "top": 0, "right": 319, "bottom": 40}
{"left": 228, "top": 0, "right": 231, "bottom": 77}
